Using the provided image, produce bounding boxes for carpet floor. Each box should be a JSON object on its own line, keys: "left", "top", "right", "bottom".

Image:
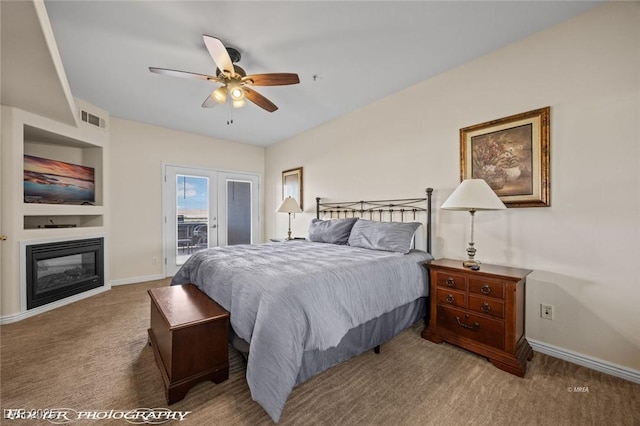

{"left": 1, "top": 279, "right": 638, "bottom": 425}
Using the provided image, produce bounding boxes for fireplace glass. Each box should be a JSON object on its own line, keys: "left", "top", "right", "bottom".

{"left": 26, "top": 238, "right": 104, "bottom": 309}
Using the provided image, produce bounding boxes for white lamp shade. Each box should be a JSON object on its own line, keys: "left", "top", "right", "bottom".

{"left": 441, "top": 179, "right": 507, "bottom": 211}
{"left": 276, "top": 196, "right": 302, "bottom": 213}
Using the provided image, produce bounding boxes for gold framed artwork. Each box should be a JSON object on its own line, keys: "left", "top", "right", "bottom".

{"left": 460, "top": 106, "right": 550, "bottom": 207}
{"left": 282, "top": 167, "right": 303, "bottom": 210}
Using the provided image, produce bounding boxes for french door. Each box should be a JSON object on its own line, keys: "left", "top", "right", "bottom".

{"left": 164, "top": 165, "right": 259, "bottom": 277}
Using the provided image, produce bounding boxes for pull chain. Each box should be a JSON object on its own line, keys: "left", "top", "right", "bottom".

{"left": 226, "top": 95, "right": 234, "bottom": 125}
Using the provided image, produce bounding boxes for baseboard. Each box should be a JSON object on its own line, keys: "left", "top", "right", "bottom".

{"left": 109, "top": 274, "right": 166, "bottom": 286}
{"left": 528, "top": 338, "right": 640, "bottom": 384}
{"left": 0, "top": 285, "right": 111, "bottom": 325}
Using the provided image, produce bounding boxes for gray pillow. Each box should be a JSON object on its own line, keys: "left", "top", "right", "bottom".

{"left": 347, "top": 220, "right": 421, "bottom": 254}
{"left": 308, "top": 218, "right": 358, "bottom": 245}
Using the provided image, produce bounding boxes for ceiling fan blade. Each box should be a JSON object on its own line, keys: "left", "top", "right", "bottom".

{"left": 149, "top": 67, "right": 222, "bottom": 83}
{"left": 244, "top": 73, "right": 300, "bottom": 86}
{"left": 203, "top": 35, "right": 234, "bottom": 77}
{"left": 244, "top": 88, "right": 278, "bottom": 112}
{"left": 201, "top": 94, "right": 219, "bottom": 108}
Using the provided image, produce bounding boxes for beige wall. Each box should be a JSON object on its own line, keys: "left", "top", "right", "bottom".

{"left": 108, "top": 118, "right": 265, "bottom": 283}
{"left": 266, "top": 3, "right": 640, "bottom": 371}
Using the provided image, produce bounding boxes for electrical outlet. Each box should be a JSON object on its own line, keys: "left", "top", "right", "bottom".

{"left": 541, "top": 304, "right": 554, "bottom": 320}
{"left": 152, "top": 256, "right": 158, "bottom": 265}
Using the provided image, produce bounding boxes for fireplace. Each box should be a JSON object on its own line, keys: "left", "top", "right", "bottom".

{"left": 26, "top": 237, "right": 104, "bottom": 310}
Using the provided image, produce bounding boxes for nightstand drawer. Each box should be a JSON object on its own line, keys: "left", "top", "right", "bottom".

{"left": 468, "top": 295, "right": 504, "bottom": 319}
{"left": 436, "top": 288, "right": 467, "bottom": 309}
{"left": 435, "top": 271, "right": 467, "bottom": 291}
{"left": 437, "top": 305, "right": 505, "bottom": 350}
{"left": 468, "top": 277, "right": 505, "bottom": 300}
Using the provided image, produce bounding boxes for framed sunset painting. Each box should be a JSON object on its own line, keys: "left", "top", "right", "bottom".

{"left": 24, "top": 155, "right": 95, "bottom": 205}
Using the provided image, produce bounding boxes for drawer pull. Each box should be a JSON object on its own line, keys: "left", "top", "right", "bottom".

{"left": 481, "top": 302, "right": 491, "bottom": 313}
{"left": 445, "top": 294, "right": 455, "bottom": 304}
{"left": 445, "top": 277, "right": 455, "bottom": 287}
{"left": 480, "top": 284, "right": 491, "bottom": 295}
{"left": 456, "top": 316, "right": 480, "bottom": 330}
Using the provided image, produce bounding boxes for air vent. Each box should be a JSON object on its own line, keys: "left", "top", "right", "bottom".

{"left": 80, "top": 110, "right": 106, "bottom": 129}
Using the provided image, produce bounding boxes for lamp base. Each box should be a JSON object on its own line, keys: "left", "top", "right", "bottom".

{"left": 286, "top": 213, "right": 293, "bottom": 240}
{"left": 463, "top": 259, "right": 480, "bottom": 268}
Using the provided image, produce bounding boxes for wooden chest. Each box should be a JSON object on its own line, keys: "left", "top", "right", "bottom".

{"left": 422, "top": 259, "right": 533, "bottom": 377}
{"left": 148, "top": 284, "right": 229, "bottom": 404}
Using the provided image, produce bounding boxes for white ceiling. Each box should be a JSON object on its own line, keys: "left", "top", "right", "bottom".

{"left": 43, "top": 1, "right": 602, "bottom": 147}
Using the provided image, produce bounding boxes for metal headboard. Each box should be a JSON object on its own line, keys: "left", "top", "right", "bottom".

{"left": 316, "top": 188, "right": 434, "bottom": 253}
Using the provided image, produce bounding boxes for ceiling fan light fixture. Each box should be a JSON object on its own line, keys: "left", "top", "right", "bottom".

{"left": 212, "top": 87, "right": 227, "bottom": 103}
{"left": 232, "top": 99, "right": 246, "bottom": 108}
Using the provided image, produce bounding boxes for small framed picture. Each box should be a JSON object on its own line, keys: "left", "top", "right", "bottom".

{"left": 282, "top": 167, "right": 303, "bottom": 210}
{"left": 460, "top": 106, "right": 550, "bottom": 207}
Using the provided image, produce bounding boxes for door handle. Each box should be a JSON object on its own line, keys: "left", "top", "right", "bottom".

{"left": 0, "top": 235, "right": 7, "bottom": 241}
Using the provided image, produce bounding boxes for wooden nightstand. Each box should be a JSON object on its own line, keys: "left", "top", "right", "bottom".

{"left": 422, "top": 258, "right": 533, "bottom": 377}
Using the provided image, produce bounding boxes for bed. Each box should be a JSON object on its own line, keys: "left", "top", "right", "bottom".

{"left": 171, "top": 189, "right": 434, "bottom": 422}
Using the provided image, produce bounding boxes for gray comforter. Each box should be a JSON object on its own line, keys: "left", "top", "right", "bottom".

{"left": 171, "top": 241, "right": 430, "bottom": 422}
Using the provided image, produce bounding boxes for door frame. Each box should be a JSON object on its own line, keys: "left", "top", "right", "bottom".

{"left": 164, "top": 165, "right": 219, "bottom": 277}
{"left": 161, "top": 162, "right": 262, "bottom": 278}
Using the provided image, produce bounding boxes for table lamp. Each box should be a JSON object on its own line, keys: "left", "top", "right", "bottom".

{"left": 441, "top": 179, "right": 506, "bottom": 268}
{"left": 276, "top": 196, "right": 303, "bottom": 240}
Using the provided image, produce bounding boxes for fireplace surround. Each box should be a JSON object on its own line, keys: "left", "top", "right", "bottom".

{"left": 25, "top": 237, "right": 105, "bottom": 310}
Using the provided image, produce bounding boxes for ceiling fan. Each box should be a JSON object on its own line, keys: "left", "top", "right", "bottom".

{"left": 149, "top": 35, "right": 300, "bottom": 113}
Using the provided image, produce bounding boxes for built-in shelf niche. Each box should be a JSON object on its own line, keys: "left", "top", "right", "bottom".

{"left": 24, "top": 215, "right": 103, "bottom": 229}
{"left": 22, "top": 124, "right": 104, "bottom": 230}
